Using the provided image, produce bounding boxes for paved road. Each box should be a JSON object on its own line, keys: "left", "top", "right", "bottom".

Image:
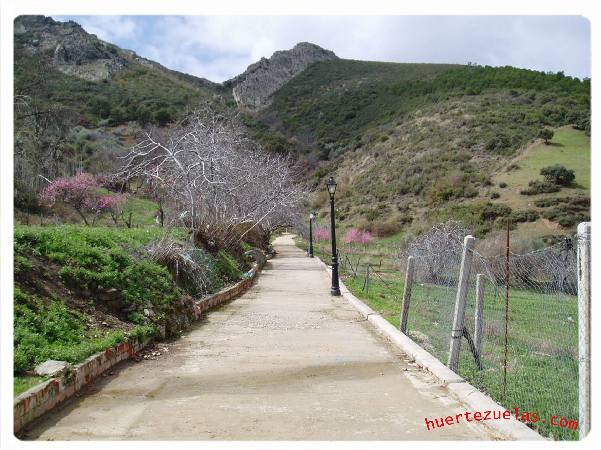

{"left": 26, "top": 234, "right": 496, "bottom": 440}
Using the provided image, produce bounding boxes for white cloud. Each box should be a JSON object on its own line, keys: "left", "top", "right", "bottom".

{"left": 57, "top": 15, "right": 590, "bottom": 82}
{"left": 56, "top": 15, "right": 138, "bottom": 43}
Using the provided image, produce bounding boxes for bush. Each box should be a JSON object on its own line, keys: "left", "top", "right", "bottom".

{"left": 509, "top": 209, "right": 539, "bottom": 223}
{"left": 490, "top": 192, "right": 500, "bottom": 199}
{"left": 520, "top": 180, "right": 561, "bottom": 195}
{"left": 371, "top": 220, "right": 402, "bottom": 237}
{"left": 479, "top": 203, "right": 512, "bottom": 222}
{"left": 499, "top": 182, "right": 508, "bottom": 188}
{"left": 539, "top": 197, "right": 590, "bottom": 228}
{"left": 14, "top": 225, "right": 181, "bottom": 322}
{"left": 216, "top": 250, "right": 243, "bottom": 282}
{"left": 542, "top": 206, "right": 590, "bottom": 228}
{"left": 154, "top": 108, "right": 173, "bottom": 126}
{"left": 540, "top": 165, "right": 575, "bottom": 186}
{"left": 535, "top": 196, "right": 589, "bottom": 208}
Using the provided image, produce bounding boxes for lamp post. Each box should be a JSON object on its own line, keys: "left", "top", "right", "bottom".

{"left": 308, "top": 212, "right": 316, "bottom": 257}
{"left": 326, "top": 177, "right": 341, "bottom": 296}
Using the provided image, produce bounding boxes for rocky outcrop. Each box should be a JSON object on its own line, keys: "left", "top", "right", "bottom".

{"left": 15, "top": 15, "right": 129, "bottom": 81}
{"left": 15, "top": 17, "right": 335, "bottom": 104}
{"left": 228, "top": 42, "right": 337, "bottom": 110}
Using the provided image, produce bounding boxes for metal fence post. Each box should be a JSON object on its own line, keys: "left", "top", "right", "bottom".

{"left": 400, "top": 256, "right": 415, "bottom": 333}
{"left": 473, "top": 273, "right": 485, "bottom": 358}
{"left": 448, "top": 235, "right": 475, "bottom": 373}
{"left": 577, "top": 222, "right": 591, "bottom": 439}
{"left": 363, "top": 264, "right": 371, "bottom": 294}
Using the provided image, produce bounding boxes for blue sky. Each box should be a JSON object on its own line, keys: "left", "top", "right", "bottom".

{"left": 54, "top": 15, "right": 591, "bottom": 82}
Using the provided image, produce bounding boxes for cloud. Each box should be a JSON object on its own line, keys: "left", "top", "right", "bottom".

{"left": 56, "top": 15, "right": 139, "bottom": 43}
{"left": 55, "top": 15, "right": 590, "bottom": 82}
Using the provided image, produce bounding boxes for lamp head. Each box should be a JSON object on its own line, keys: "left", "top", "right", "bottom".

{"left": 310, "top": 212, "right": 316, "bottom": 220}
{"left": 326, "top": 177, "right": 337, "bottom": 199}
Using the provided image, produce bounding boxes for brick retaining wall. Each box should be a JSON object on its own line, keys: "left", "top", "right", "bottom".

{"left": 13, "top": 262, "right": 262, "bottom": 434}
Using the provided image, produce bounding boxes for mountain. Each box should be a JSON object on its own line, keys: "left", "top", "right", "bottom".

{"left": 251, "top": 59, "right": 590, "bottom": 238}
{"left": 15, "top": 15, "right": 221, "bottom": 88}
{"left": 14, "top": 16, "right": 591, "bottom": 241}
{"left": 226, "top": 42, "right": 337, "bottom": 110}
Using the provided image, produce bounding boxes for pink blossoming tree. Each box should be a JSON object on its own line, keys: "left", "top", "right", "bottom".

{"left": 39, "top": 173, "right": 99, "bottom": 225}
{"left": 38, "top": 173, "right": 129, "bottom": 226}
{"left": 343, "top": 228, "right": 373, "bottom": 246}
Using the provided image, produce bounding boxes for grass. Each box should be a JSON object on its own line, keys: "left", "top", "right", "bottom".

{"left": 14, "top": 224, "right": 248, "bottom": 379}
{"left": 493, "top": 127, "right": 590, "bottom": 209}
{"left": 301, "top": 237, "right": 578, "bottom": 440}
{"left": 14, "top": 284, "right": 129, "bottom": 374}
{"left": 14, "top": 376, "right": 47, "bottom": 396}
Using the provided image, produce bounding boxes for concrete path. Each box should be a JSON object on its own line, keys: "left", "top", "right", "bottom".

{"left": 25, "top": 234, "right": 496, "bottom": 440}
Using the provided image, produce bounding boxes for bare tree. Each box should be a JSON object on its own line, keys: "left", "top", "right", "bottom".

{"left": 406, "top": 220, "right": 471, "bottom": 285}
{"left": 14, "top": 95, "right": 78, "bottom": 211}
{"left": 117, "top": 106, "right": 305, "bottom": 247}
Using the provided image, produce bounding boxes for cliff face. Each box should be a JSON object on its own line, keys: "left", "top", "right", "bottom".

{"left": 228, "top": 42, "right": 337, "bottom": 110}
{"left": 14, "top": 15, "right": 132, "bottom": 81}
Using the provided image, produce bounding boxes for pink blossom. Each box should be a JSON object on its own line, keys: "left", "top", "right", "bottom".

{"left": 39, "top": 173, "right": 98, "bottom": 212}
{"left": 314, "top": 226, "right": 330, "bottom": 242}
{"left": 343, "top": 228, "right": 373, "bottom": 245}
{"left": 38, "top": 173, "right": 128, "bottom": 226}
{"left": 86, "top": 194, "right": 127, "bottom": 214}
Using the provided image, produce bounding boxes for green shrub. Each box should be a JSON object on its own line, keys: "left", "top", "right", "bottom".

{"left": 371, "top": 220, "right": 402, "bottom": 237}
{"left": 539, "top": 197, "right": 590, "bottom": 228}
{"left": 535, "top": 196, "right": 589, "bottom": 208}
{"left": 216, "top": 250, "right": 243, "bottom": 282}
{"left": 520, "top": 180, "right": 561, "bottom": 195}
{"left": 509, "top": 209, "right": 539, "bottom": 223}
{"left": 499, "top": 182, "right": 508, "bottom": 188}
{"left": 154, "top": 108, "right": 173, "bottom": 126}
{"left": 540, "top": 165, "right": 575, "bottom": 186}
{"left": 479, "top": 203, "right": 512, "bottom": 222}
{"left": 490, "top": 192, "right": 500, "bottom": 199}
{"left": 542, "top": 207, "right": 589, "bottom": 228}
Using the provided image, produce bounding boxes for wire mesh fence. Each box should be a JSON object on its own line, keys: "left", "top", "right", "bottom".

{"left": 331, "top": 222, "right": 584, "bottom": 440}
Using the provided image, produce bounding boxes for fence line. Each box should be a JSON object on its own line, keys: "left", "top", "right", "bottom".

{"left": 331, "top": 222, "right": 588, "bottom": 440}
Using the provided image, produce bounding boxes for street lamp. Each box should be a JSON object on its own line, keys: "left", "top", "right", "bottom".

{"left": 326, "top": 177, "right": 341, "bottom": 296}
{"left": 308, "top": 211, "right": 316, "bottom": 257}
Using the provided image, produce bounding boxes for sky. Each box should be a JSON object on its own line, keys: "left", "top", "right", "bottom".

{"left": 54, "top": 15, "right": 591, "bottom": 82}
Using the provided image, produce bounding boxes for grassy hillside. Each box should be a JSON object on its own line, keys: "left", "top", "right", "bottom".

{"left": 13, "top": 225, "right": 247, "bottom": 393}
{"left": 493, "top": 127, "right": 590, "bottom": 208}
{"left": 255, "top": 59, "right": 590, "bottom": 241}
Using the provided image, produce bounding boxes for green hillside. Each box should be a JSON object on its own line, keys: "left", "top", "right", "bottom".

{"left": 14, "top": 16, "right": 590, "bottom": 241}
{"left": 255, "top": 59, "right": 590, "bottom": 240}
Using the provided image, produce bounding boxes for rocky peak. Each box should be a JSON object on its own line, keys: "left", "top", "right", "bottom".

{"left": 228, "top": 42, "right": 337, "bottom": 110}
{"left": 15, "top": 15, "right": 130, "bottom": 81}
